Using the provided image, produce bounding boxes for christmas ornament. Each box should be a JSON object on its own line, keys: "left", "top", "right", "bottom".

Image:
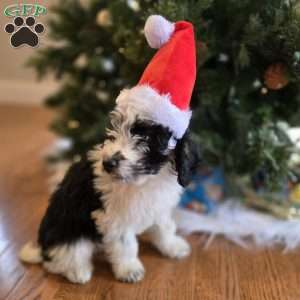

{"left": 116, "top": 15, "right": 196, "bottom": 141}
{"left": 96, "top": 90, "right": 109, "bottom": 103}
{"left": 102, "top": 58, "right": 114, "bottom": 73}
{"left": 74, "top": 54, "right": 88, "bottom": 68}
{"left": 218, "top": 53, "right": 229, "bottom": 63}
{"left": 288, "top": 127, "right": 300, "bottom": 168}
{"left": 289, "top": 184, "right": 300, "bottom": 204}
{"left": 96, "top": 9, "right": 112, "bottom": 27}
{"left": 253, "top": 79, "right": 262, "bottom": 89}
{"left": 264, "top": 63, "right": 289, "bottom": 90}
{"left": 261, "top": 87, "right": 268, "bottom": 94}
{"left": 294, "top": 51, "right": 300, "bottom": 62}
{"left": 127, "top": 0, "right": 140, "bottom": 12}
{"left": 68, "top": 120, "right": 80, "bottom": 129}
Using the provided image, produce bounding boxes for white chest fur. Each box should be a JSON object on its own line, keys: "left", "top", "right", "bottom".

{"left": 93, "top": 164, "right": 182, "bottom": 236}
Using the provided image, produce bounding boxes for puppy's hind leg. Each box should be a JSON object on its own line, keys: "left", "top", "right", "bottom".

{"left": 44, "top": 239, "right": 95, "bottom": 284}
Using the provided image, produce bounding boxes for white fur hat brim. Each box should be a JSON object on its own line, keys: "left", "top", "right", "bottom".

{"left": 115, "top": 85, "right": 192, "bottom": 140}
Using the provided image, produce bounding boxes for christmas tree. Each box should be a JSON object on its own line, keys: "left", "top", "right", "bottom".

{"left": 30, "top": 0, "right": 300, "bottom": 187}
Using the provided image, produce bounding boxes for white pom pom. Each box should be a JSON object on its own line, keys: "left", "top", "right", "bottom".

{"left": 144, "top": 15, "right": 175, "bottom": 49}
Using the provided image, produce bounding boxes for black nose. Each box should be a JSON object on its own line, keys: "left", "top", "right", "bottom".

{"left": 103, "top": 158, "right": 119, "bottom": 173}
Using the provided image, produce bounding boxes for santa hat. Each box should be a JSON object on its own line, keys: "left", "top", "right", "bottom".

{"left": 116, "top": 15, "right": 196, "bottom": 143}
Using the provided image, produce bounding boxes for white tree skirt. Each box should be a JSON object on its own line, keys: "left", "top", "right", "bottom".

{"left": 175, "top": 201, "right": 300, "bottom": 251}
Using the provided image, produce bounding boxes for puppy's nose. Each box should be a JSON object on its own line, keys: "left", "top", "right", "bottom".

{"left": 103, "top": 158, "right": 119, "bottom": 173}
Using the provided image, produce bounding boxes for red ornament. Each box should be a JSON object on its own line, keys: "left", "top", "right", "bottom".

{"left": 264, "top": 63, "right": 289, "bottom": 90}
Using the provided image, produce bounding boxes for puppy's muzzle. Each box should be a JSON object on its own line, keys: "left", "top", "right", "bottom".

{"left": 102, "top": 152, "right": 124, "bottom": 174}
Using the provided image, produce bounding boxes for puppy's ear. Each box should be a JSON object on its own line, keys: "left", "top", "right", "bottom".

{"left": 175, "top": 131, "right": 201, "bottom": 187}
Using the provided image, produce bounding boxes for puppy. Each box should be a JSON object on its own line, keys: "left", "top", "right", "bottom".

{"left": 19, "top": 99, "right": 199, "bottom": 283}
{"left": 19, "top": 14, "right": 199, "bottom": 284}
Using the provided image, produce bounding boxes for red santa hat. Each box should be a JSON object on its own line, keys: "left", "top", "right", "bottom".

{"left": 116, "top": 15, "right": 196, "bottom": 143}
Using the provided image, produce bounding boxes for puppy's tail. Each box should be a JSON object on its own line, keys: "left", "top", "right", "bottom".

{"left": 19, "top": 242, "right": 42, "bottom": 264}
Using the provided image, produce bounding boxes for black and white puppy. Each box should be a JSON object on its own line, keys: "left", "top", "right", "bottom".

{"left": 19, "top": 90, "right": 199, "bottom": 284}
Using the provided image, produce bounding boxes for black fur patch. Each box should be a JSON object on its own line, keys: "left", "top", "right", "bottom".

{"left": 130, "top": 120, "right": 172, "bottom": 175}
{"left": 175, "top": 131, "right": 201, "bottom": 187}
{"left": 38, "top": 157, "right": 103, "bottom": 254}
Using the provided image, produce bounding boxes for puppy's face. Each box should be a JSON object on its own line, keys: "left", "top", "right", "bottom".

{"left": 100, "top": 111, "right": 173, "bottom": 183}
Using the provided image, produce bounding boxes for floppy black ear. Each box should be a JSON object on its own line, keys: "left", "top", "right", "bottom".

{"left": 174, "top": 131, "right": 201, "bottom": 187}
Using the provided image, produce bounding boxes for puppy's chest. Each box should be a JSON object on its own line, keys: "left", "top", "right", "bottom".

{"left": 99, "top": 170, "right": 182, "bottom": 234}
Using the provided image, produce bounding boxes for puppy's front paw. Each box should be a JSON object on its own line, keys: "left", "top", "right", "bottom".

{"left": 113, "top": 259, "right": 145, "bottom": 283}
{"left": 65, "top": 266, "right": 92, "bottom": 284}
{"left": 161, "top": 236, "right": 191, "bottom": 259}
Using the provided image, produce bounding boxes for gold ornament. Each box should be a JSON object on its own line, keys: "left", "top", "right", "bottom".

{"left": 74, "top": 54, "right": 88, "bottom": 68}
{"left": 96, "top": 9, "right": 112, "bottom": 27}
{"left": 290, "top": 184, "right": 300, "bottom": 204}
{"left": 261, "top": 87, "right": 268, "bottom": 95}
{"left": 264, "top": 63, "right": 289, "bottom": 90}
{"left": 68, "top": 120, "right": 80, "bottom": 129}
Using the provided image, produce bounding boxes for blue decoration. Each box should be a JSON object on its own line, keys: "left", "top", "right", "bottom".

{"left": 179, "top": 168, "right": 225, "bottom": 214}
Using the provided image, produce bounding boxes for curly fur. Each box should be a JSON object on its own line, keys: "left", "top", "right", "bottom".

{"left": 19, "top": 96, "right": 199, "bottom": 284}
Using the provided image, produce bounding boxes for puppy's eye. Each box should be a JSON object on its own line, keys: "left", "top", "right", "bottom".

{"left": 130, "top": 123, "right": 149, "bottom": 137}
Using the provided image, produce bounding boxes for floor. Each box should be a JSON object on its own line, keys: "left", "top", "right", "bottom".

{"left": 1, "top": 105, "right": 300, "bottom": 300}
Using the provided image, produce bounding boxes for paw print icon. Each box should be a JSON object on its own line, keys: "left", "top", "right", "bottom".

{"left": 4, "top": 16, "right": 45, "bottom": 48}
